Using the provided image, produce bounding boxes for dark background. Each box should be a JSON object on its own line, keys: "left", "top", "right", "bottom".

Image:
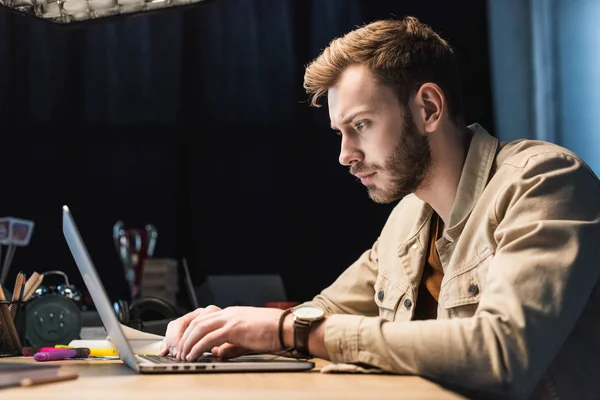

{"left": 0, "top": 0, "right": 494, "bottom": 310}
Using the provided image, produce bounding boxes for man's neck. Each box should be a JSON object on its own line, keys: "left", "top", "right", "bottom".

{"left": 415, "top": 124, "right": 471, "bottom": 225}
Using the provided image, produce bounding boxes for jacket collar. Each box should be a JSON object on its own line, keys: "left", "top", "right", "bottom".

{"left": 401, "top": 123, "right": 499, "bottom": 243}
{"left": 445, "top": 123, "right": 499, "bottom": 241}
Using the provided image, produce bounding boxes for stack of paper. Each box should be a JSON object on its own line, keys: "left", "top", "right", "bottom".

{"left": 69, "top": 323, "right": 164, "bottom": 355}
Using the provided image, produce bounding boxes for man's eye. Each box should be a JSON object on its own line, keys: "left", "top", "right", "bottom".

{"left": 355, "top": 121, "right": 366, "bottom": 130}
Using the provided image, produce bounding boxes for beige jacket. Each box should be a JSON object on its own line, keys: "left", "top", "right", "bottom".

{"left": 306, "top": 124, "right": 600, "bottom": 399}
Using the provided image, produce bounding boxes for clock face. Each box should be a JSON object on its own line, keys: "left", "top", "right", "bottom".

{"left": 293, "top": 305, "right": 325, "bottom": 320}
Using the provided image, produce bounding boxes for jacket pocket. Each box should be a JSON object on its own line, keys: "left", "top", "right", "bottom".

{"left": 373, "top": 274, "right": 410, "bottom": 321}
{"left": 441, "top": 248, "right": 493, "bottom": 318}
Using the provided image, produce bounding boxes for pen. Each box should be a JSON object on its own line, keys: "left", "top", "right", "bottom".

{"left": 8, "top": 373, "right": 79, "bottom": 388}
{"left": 34, "top": 348, "right": 90, "bottom": 361}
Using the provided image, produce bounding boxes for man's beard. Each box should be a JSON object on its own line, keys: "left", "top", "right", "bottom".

{"left": 350, "top": 112, "right": 432, "bottom": 204}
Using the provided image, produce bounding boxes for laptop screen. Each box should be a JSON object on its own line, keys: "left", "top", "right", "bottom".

{"left": 62, "top": 205, "right": 140, "bottom": 372}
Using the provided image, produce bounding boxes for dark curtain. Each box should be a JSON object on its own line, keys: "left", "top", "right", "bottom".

{"left": 0, "top": 0, "right": 494, "bottom": 308}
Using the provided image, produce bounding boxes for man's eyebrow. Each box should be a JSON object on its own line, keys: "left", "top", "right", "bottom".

{"left": 330, "top": 110, "right": 373, "bottom": 130}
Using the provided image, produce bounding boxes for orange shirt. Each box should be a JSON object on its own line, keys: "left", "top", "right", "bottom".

{"left": 413, "top": 213, "right": 444, "bottom": 320}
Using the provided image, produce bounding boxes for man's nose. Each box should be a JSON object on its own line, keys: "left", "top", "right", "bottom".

{"left": 338, "top": 136, "right": 362, "bottom": 166}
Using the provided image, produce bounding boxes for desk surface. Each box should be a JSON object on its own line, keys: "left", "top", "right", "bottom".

{"left": 2, "top": 357, "right": 468, "bottom": 399}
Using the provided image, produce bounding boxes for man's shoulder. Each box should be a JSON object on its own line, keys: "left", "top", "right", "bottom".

{"left": 489, "top": 138, "right": 600, "bottom": 208}
{"left": 497, "top": 138, "right": 585, "bottom": 170}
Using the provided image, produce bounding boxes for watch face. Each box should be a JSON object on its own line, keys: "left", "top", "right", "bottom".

{"left": 293, "top": 305, "right": 325, "bottom": 320}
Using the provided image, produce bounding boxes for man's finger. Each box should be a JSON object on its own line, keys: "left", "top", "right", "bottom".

{"left": 215, "top": 343, "right": 248, "bottom": 359}
{"left": 210, "top": 343, "right": 231, "bottom": 357}
{"left": 186, "top": 328, "right": 228, "bottom": 361}
{"left": 179, "top": 314, "right": 225, "bottom": 360}
{"left": 159, "top": 341, "right": 168, "bottom": 356}
{"left": 178, "top": 306, "right": 221, "bottom": 349}
{"left": 163, "top": 316, "right": 190, "bottom": 356}
{"left": 177, "top": 306, "right": 221, "bottom": 360}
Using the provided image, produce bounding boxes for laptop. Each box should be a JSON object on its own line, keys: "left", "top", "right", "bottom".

{"left": 62, "top": 205, "right": 315, "bottom": 373}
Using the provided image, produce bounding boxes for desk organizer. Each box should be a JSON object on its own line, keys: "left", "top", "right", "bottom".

{"left": 0, "top": 301, "right": 27, "bottom": 357}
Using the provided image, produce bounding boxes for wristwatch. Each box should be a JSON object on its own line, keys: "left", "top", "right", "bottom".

{"left": 291, "top": 304, "right": 325, "bottom": 357}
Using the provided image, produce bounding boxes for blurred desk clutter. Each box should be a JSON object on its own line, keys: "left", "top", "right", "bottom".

{"left": 0, "top": 213, "right": 194, "bottom": 360}
{"left": 1, "top": 267, "right": 182, "bottom": 355}
{"left": 0, "top": 214, "right": 191, "bottom": 357}
{"left": 0, "top": 209, "right": 299, "bottom": 396}
{"left": 0, "top": 268, "right": 296, "bottom": 351}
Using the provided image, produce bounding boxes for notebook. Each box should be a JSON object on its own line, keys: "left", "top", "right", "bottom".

{"left": 62, "top": 205, "right": 314, "bottom": 373}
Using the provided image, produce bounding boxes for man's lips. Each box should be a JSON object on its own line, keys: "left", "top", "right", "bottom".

{"left": 354, "top": 172, "right": 376, "bottom": 184}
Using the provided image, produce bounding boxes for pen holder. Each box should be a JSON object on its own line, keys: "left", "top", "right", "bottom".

{"left": 0, "top": 300, "right": 27, "bottom": 357}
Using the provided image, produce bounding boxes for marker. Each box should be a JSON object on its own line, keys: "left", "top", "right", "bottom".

{"left": 23, "top": 347, "right": 76, "bottom": 356}
{"left": 22, "top": 347, "right": 71, "bottom": 357}
{"left": 55, "top": 345, "right": 118, "bottom": 357}
{"left": 34, "top": 348, "right": 90, "bottom": 361}
{"left": 41, "top": 347, "right": 68, "bottom": 353}
{"left": 24, "top": 347, "right": 97, "bottom": 357}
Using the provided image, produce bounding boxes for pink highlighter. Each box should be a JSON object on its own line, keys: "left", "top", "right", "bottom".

{"left": 34, "top": 348, "right": 90, "bottom": 361}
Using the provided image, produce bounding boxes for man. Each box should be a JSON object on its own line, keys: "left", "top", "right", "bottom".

{"left": 160, "top": 17, "right": 600, "bottom": 399}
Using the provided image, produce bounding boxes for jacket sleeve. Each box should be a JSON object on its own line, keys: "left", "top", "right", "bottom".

{"left": 303, "top": 241, "right": 380, "bottom": 318}
{"left": 320, "top": 153, "right": 600, "bottom": 398}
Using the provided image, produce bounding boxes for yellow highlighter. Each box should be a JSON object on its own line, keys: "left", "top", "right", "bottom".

{"left": 55, "top": 345, "right": 119, "bottom": 357}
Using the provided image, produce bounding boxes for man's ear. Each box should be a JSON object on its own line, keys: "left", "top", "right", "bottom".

{"left": 414, "top": 83, "right": 444, "bottom": 133}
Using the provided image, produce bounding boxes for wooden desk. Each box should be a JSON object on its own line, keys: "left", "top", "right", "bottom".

{"left": 1, "top": 357, "right": 468, "bottom": 399}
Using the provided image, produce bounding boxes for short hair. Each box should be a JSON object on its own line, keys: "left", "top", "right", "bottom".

{"left": 303, "top": 16, "right": 464, "bottom": 122}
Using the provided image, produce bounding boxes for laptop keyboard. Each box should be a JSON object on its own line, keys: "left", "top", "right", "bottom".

{"left": 139, "top": 354, "right": 214, "bottom": 364}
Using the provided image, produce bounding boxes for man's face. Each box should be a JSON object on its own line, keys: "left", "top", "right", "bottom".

{"left": 328, "top": 65, "right": 432, "bottom": 203}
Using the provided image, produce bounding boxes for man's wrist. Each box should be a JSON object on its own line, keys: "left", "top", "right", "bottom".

{"left": 281, "top": 311, "right": 328, "bottom": 359}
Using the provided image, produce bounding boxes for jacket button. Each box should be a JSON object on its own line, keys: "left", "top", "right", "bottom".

{"left": 377, "top": 291, "right": 384, "bottom": 301}
{"left": 469, "top": 283, "right": 479, "bottom": 296}
{"left": 404, "top": 298, "right": 412, "bottom": 309}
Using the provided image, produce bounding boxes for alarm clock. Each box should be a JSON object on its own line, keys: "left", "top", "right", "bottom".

{"left": 25, "top": 271, "right": 83, "bottom": 347}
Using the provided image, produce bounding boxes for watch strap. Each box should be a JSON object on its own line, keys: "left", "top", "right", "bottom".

{"left": 293, "top": 318, "right": 312, "bottom": 358}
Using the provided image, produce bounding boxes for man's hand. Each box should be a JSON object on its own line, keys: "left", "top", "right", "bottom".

{"left": 159, "top": 305, "right": 222, "bottom": 358}
{"left": 176, "top": 306, "right": 284, "bottom": 361}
